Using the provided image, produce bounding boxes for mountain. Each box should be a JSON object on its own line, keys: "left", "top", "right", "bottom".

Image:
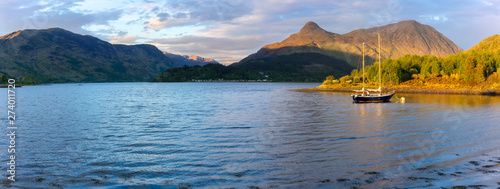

{"left": 163, "top": 52, "right": 219, "bottom": 66}
{"left": 153, "top": 52, "right": 355, "bottom": 82}
{"left": 466, "top": 34, "right": 500, "bottom": 53}
{"left": 239, "top": 20, "right": 463, "bottom": 67}
{"left": 454, "top": 34, "right": 500, "bottom": 78}
{"left": 154, "top": 33, "right": 499, "bottom": 83}
{"left": 0, "top": 28, "right": 180, "bottom": 82}
{"left": 230, "top": 52, "right": 354, "bottom": 80}
{"left": 332, "top": 33, "right": 500, "bottom": 87}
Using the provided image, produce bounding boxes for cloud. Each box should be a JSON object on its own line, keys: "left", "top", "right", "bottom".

{"left": 157, "top": 12, "right": 170, "bottom": 21}
{"left": 145, "top": 14, "right": 191, "bottom": 31}
{"left": 0, "top": 0, "right": 123, "bottom": 36}
{"left": 92, "top": 9, "right": 124, "bottom": 25}
{"left": 109, "top": 35, "right": 139, "bottom": 44}
{"left": 149, "top": 35, "right": 264, "bottom": 64}
{"left": 2, "top": 0, "right": 500, "bottom": 63}
{"left": 190, "top": 0, "right": 251, "bottom": 21}
{"left": 141, "top": 0, "right": 252, "bottom": 31}
{"left": 112, "top": 0, "right": 500, "bottom": 62}
{"left": 117, "top": 30, "right": 128, "bottom": 36}
{"left": 152, "top": 35, "right": 261, "bottom": 51}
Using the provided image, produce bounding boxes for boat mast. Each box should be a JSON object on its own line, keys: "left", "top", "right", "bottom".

{"left": 362, "top": 42, "right": 365, "bottom": 91}
{"left": 378, "top": 33, "right": 381, "bottom": 91}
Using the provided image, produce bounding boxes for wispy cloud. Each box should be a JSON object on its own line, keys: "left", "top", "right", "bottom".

{"left": 109, "top": 35, "right": 140, "bottom": 44}
{"left": 149, "top": 34, "right": 263, "bottom": 64}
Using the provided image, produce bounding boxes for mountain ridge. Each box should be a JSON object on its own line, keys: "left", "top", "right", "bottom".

{"left": 153, "top": 33, "right": 500, "bottom": 83}
{"left": 240, "top": 20, "right": 463, "bottom": 67}
{"left": 0, "top": 28, "right": 180, "bottom": 82}
{"left": 163, "top": 52, "right": 219, "bottom": 67}
{"left": 466, "top": 34, "right": 500, "bottom": 53}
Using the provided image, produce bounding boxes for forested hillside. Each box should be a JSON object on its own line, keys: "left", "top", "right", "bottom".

{"left": 326, "top": 35, "right": 500, "bottom": 90}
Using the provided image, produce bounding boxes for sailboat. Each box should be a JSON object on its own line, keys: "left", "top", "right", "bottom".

{"left": 352, "top": 34, "right": 395, "bottom": 103}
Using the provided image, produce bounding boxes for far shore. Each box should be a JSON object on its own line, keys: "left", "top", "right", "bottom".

{"left": 294, "top": 85, "right": 500, "bottom": 96}
{"left": 0, "top": 84, "right": 23, "bottom": 88}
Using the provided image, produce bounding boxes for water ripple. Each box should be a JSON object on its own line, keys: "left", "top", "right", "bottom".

{"left": 0, "top": 83, "right": 499, "bottom": 188}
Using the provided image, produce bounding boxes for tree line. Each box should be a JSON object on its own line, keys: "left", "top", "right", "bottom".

{"left": 1, "top": 74, "right": 38, "bottom": 85}
{"left": 334, "top": 47, "right": 500, "bottom": 87}
{"left": 151, "top": 63, "right": 328, "bottom": 82}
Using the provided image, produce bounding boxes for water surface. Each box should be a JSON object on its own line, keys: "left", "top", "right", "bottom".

{"left": 0, "top": 82, "right": 499, "bottom": 188}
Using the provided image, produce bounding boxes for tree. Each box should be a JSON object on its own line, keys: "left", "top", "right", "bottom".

{"left": 411, "top": 55, "right": 422, "bottom": 67}
{"left": 350, "top": 69, "right": 358, "bottom": 77}
{"left": 0, "top": 74, "right": 7, "bottom": 84}
{"left": 430, "top": 60, "right": 441, "bottom": 77}
{"left": 463, "top": 56, "right": 477, "bottom": 81}
{"left": 475, "top": 61, "right": 486, "bottom": 82}
{"left": 496, "top": 53, "right": 500, "bottom": 73}
{"left": 339, "top": 75, "right": 352, "bottom": 83}
{"left": 441, "top": 58, "right": 455, "bottom": 76}
{"left": 322, "top": 75, "right": 335, "bottom": 85}
{"left": 420, "top": 62, "right": 431, "bottom": 78}
{"left": 22, "top": 75, "right": 33, "bottom": 85}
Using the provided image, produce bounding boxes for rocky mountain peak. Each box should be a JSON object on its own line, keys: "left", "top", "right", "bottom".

{"left": 396, "top": 20, "right": 419, "bottom": 26}
{"left": 298, "top": 21, "right": 326, "bottom": 34}
{"left": 241, "top": 20, "right": 463, "bottom": 66}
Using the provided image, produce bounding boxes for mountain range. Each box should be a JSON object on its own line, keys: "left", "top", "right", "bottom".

{"left": 239, "top": 20, "right": 463, "bottom": 68}
{"left": 163, "top": 52, "right": 219, "bottom": 67}
{"left": 1, "top": 20, "right": 466, "bottom": 83}
{"left": 0, "top": 28, "right": 183, "bottom": 82}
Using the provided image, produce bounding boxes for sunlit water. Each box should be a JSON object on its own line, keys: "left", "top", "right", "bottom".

{"left": 0, "top": 82, "right": 499, "bottom": 188}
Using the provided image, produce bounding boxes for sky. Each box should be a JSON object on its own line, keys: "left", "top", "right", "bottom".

{"left": 1, "top": 0, "right": 499, "bottom": 64}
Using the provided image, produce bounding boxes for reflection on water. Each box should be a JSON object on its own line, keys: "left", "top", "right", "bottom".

{"left": 0, "top": 83, "right": 499, "bottom": 188}
{"left": 402, "top": 93, "right": 500, "bottom": 105}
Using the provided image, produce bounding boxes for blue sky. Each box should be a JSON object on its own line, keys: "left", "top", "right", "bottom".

{"left": 1, "top": 0, "right": 499, "bottom": 64}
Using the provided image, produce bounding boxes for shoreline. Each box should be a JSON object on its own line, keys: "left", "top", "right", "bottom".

{"left": 0, "top": 84, "right": 23, "bottom": 88}
{"left": 294, "top": 85, "right": 500, "bottom": 96}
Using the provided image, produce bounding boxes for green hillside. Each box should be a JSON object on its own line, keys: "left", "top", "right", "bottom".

{"left": 0, "top": 28, "right": 179, "bottom": 83}
{"left": 323, "top": 34, "right": 500, "bottom": 90}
